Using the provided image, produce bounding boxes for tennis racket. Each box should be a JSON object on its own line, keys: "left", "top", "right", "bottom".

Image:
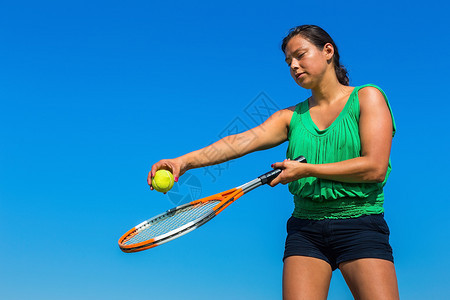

{"left": 118, "top": 156, "right": 306, "bottom": 253}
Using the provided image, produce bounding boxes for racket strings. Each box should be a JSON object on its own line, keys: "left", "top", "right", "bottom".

{"left": 122, "top": 200, "right": 220, "bottom": 246}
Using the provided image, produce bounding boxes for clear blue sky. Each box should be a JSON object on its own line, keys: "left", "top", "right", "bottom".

{"left": 1, "top": 1, "right": 449, "bottom": 299}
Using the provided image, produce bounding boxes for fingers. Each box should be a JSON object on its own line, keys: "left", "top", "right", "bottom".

{"left": 268, "top": 160, "right": 285, "bottom": 187}
{"left": 268, "top": 159, "right": 298, "bottom": 187}
{"left": 147, "top": 171, "right": 153, "bottom": 188}
{"left": 172, "top": 167, "right": 180, "bottom": 183}
{"left": 148, "top": 161, "right": 165, "bottom": 189}
{"left": 271, "top": 161, "right": 286, "bottom": 170}
{"left": 271, "top": 159, "right": 290, "bottom": 171}
{"left": 268, "top": 175, "right": 281, "bottom": 187}
{"left": 148, "top": 159, "right": 182, "bottom": 190}
{"left": 148, "top": 162, "right": 166, "bottom": 188}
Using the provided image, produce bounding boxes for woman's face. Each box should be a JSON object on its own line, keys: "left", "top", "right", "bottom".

{"left": 284, "top": 35, "right": 333, "bottom": 89}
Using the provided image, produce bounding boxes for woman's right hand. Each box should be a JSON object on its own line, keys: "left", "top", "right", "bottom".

{"left": 147, "top": 157, "right": 187, "bottom": 191}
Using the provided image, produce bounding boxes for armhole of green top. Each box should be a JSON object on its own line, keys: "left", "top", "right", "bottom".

{"left": 287, "top": 101, "right": 305, "bottom": 140}
{"left": 355, "top": 84, "right": 396, "bottom": 137}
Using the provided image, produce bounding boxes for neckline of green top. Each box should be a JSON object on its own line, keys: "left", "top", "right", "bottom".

{"left": 302, "top": 87, "right": 357, "bottom": 136}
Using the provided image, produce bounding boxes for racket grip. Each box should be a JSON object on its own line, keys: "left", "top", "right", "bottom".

{"left": 259, "top": 156, "right": 307, "bottom": 185}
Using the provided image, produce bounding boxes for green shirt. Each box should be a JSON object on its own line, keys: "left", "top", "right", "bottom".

{"left": 286, "top": 84, "right": 396, "bottom": 220}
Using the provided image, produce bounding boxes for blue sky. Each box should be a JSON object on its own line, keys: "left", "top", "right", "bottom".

{"left": 1, "top": 0, "right": 449, "bottom": 299}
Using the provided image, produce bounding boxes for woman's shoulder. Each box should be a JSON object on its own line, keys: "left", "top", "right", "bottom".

{"left": 356, "top": 84, "right": 388, "bottom": 107}
{"left": 269, "top": 104, "right": 302, "bottom": 129}
{"left": 354, "top": 83, "right": 386, "bottom": 96}
{"left": 273, "top": 106, "right": 296, "bottom": 124}
{"left": 286, "top": 97, "right": 310, "bottom": 113}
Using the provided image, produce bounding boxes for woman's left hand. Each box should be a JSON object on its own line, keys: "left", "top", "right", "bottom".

{"left": 268, "top": 158, "right": 310, "bottom": 187}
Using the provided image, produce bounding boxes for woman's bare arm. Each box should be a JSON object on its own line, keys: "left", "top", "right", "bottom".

{"left": 148, "top": 107, "right": 294, "bottom": 187}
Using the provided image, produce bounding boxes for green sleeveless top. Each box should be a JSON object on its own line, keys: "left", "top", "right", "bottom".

{"left": 286, "top": 84, "right": 396, "bottom": 220}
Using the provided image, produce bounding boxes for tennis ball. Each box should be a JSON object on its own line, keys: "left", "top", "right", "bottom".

{"left": 152, "top": 169, "right": 175, "bottom": 193}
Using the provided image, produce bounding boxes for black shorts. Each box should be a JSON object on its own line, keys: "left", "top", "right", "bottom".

{"left": 283, "top": 214, "right": 393, "bottom": 271}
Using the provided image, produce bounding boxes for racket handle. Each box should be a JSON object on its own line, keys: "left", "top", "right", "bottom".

{"left": 258, "top": 156, "right": 307, "bottom": 185}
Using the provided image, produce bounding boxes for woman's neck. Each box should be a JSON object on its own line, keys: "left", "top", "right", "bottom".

{"left": 310, "top": 79, "right": 350, "bottom": 106}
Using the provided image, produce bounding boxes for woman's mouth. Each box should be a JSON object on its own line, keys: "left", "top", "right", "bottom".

{"left": 295, "top": 72, "right": 305, "bottom": 80}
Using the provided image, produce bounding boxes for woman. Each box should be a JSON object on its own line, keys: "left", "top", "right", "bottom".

{"left": 148, "top": 25, "right": 399, "bottom": 299}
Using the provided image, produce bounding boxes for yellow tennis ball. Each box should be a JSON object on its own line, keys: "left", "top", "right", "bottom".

{"left": 152, "top": 170, "right": 175, "bottom": 193}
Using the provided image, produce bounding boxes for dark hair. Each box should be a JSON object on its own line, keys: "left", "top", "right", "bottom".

{"left": 281, "top": 25, "right": 349, "bottom": 86}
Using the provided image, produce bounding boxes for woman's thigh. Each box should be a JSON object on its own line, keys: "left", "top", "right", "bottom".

{"left": 283, "top": 256, "right": 332, "bottom": 300}
{"left": 339, "top": 258, "right": 399, "bottom": 300}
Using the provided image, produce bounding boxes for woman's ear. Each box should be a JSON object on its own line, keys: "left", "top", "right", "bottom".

{"left": 323, "top": 43, "right": 334, "bottom": 61}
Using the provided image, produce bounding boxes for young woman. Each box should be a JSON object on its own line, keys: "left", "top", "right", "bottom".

{"left": 148, "top": 25, "right": 399, "bottom": 300}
